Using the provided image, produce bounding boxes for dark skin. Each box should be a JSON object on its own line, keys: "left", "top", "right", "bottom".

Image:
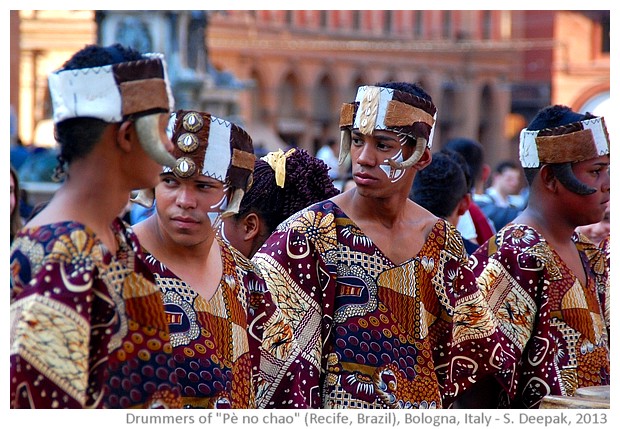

{"left": 455, "top": 155, "right": 610, "bottom": 409}
{"left": 332, "top": 129, "right": 434, "bottom": 265}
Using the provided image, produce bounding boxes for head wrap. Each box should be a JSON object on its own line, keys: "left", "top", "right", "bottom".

{"left": 48, "top": 53, "right": 174, "bottom": 124}
{"left": 48, "top": 51, "right": 176, "bottom": 168}
{"left": 519, "top": 116, "right": 610, "bottom": 168}
{"left": 133, "top": 110, "right": 255, "bottom": 218}
{"left": 339, "top": 85, "right": 437, "bottom": 170}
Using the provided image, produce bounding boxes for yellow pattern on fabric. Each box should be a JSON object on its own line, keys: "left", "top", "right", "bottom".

{"left": 11, "top": 294, "right": 89, "bottom": 404}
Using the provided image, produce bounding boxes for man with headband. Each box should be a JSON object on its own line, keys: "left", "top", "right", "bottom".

{"left": 132, "top": 110, "right": 268, "bottom": 408}
{"left": 10, "top": 44, "right": 181, "bottom": 408}
{"left": 252, "top": 82, "right": 511, "bottom": 409}
{"left": 468, "top": 105, "right": 610, "bottom": 408}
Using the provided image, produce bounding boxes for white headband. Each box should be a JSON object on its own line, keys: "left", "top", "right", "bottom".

{"left": 519, "top": 117, "right": 609, "bottom": 168}
{"left": 48, "top": 53, "right": 174, "bottom": 124}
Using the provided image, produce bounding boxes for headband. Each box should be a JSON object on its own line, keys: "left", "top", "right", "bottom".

{"left": 48, "top": 53, "right": 174, "bottom": 124}
{"left": 156, "top": 110, "right": 255, "bottom": 217}
{"left": 519, "top": 116, "right": 610, "bottom": 168}
{"left": 339, "top": 85, "right": 437, "bottom": 145}
{"left": 339, "top": 85, "right": 437, "bottom": 170}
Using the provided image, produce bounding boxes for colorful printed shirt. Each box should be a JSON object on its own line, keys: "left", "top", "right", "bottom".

{"left": 469, "top": 224, "right": 610, "bottom": 408}
{"left": 142, "top": 236, "right": 267, "bottom": 408}
{"left": 10, "top": 219, "right": 181, "bottom": 409}
{"left": 252, "top": 200, "right": 510, "bottom": 409}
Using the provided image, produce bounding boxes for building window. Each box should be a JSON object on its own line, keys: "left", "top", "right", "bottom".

{"left": 482, "top": 10, "right": 492, "bottom": 39}
{"left": 414, "top": 11, "right": 423, "bottom": 38}
{"left": 353, "top": 10, "right": 361, "bottom": 31}
{"left": 442, "top": 11, "right": 452, "bottom": 39}
{"left": 320, "top": 11, "right": 328, "bottom": 28}
{"left": 384, "top": 10, "right": 393, "bottom": 35}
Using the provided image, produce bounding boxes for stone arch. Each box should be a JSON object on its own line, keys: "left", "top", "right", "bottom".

{"left": 478, "top": 81, "right": 513, "bottom": 165}
{"left": 437, "top": 81, "right": 457, "bottom": 145}
{"left": 478, "top": 83, "right": 493, "bottom": 146}
{"left": 277, "top": 71, "right": 305, "bottom": 147}
{"left": 311, "top": 73, "right": 337, "bottom": 153}
{"left": 248, "top": 67, "right": 266, "bottom": 124}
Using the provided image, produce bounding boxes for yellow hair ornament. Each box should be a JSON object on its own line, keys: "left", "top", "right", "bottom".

{"left": 262, "top": 148, "right": 296, "bottom": 188}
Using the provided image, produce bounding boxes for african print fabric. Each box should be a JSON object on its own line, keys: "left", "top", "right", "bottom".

{"left": 469, "top": 224, "right": 610, "bottom": 408}
{"left": 10, "top": 219, "right": 181, "bottom": 409}
{"left": 142, "top": 236, "right": 266, "bottom": 408}
{"left": 252, "top": 200, "right": 511, "bottom": 409}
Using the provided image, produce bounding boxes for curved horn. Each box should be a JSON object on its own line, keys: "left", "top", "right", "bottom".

{"left": 130, "top": 188, "right": 155, "bottom": 208}
{"left": 338, "top": 129, "right": 352, "bottom": 165}
{"left": 387, "top": 137, "right": 427, "bottom": 170}
{"left": 550, "top": 163, "right": 596, "bottom": 195}
{"left": 135, "top": 115, "right": 176, "bottom": 168}
{"left": 221, "top": 188, "right": 245, "bottom": 218}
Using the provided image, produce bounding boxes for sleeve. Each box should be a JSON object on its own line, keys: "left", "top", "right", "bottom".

{"left": 252, "top": 227, "right": 335, "bottom": 409}
{"left": 431, "top": 226, "right": 514, "bottom": 407}
{"left": 10, "top": 243, "right": 96, "bottom": 409}
{"left": 469, "top": 234, "right": 546, "bottom": 402}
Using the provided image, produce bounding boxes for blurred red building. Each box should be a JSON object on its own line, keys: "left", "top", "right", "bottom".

{"left": 10, "top": 10, "right": 610, "bottom": 168}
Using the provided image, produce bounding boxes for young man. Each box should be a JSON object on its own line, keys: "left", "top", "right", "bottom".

{"left": 252, "top": 82, "right": 510, "bottom": 409}
{"left": 443, "top": 137, "right": 495, "bottom": 246}
{"left": 132, "top": 110, "right": 266, "bottom": 408}
{"left": 476, "top": 160, "right": 525, "bottom": 230}
{"left": 469, "top": 105, "right": 610, "bottom": 408}
{"left": 10, "top": 44, "right": 181, "bottom": 408}
{"left": 221, "top": 147, "right": 340, "bottom": 258}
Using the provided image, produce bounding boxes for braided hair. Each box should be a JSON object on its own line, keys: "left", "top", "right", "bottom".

{"left": 235, "top": 148, "right": 340, "bottom": 233}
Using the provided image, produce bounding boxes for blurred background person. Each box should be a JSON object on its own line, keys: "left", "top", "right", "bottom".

{"left": 443, "top": 137, "right": 495, "bottom": 246}
{"left": 315, "top": 138, "right": 340, "bottom": 181}
{"left": 476, "top": 160, "right": 526, "bottom": 230}
{"left": 410, "top": 149, "right": 479, "bottom": 254}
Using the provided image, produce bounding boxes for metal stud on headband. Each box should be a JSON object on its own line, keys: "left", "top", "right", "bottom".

{"left": 133, "top": 110, "right": 255, "bottom": 217}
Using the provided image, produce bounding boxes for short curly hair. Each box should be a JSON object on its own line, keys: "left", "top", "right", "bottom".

{"left": 235, "top": 148, "right": 340, "bottom": 233}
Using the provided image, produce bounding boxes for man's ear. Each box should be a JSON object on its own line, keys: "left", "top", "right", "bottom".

{"left": 243, "top": 212, "right": 261, "bottom": 241}
{"left": 414, "top": 148, "right": 433, "bottom": 171}
{"left": 538, "top": 164, "right": 558, "bottom": 192}
{"left": 116, "top": 120, "right": 135, "bottom": 152}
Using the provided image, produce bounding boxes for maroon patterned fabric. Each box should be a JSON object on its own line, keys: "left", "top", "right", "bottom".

{"left": 10, "top": 219, "right": 181, "bottom": 408}
{"left": 253, "top": 200, "right": 512, "bottom": 409}
{"left": 469, "top": 224, "right": 610, "bottom": 408}
{"left": 141, "top": 236, "right": 267, "bottom": 408}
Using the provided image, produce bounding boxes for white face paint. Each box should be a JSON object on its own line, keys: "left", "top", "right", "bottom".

{"left": 379, "top": 152, "right": 407, "bottom": 183}
{"left": 378, "top": 133, "right": 409, "bottom": 183}
{"left": 206, "top": 184, "right": 230, "bottom": 230}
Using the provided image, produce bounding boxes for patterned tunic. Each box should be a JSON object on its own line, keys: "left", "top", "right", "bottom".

{"left": 10, "top": 219, "right": 181, "bottom": 409}
{"left": 469, "top": 224, "right": 610, "bottom": 408}
{"left": 252, "top": 200, "right": 510, "bottom": 409}
{"left": 142, "top": 236, "right": 266, "bottom": 408}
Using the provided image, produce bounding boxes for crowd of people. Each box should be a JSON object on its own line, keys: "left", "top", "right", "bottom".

{"left": 10, "top": 43, "right": 610, "bottom": 410}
